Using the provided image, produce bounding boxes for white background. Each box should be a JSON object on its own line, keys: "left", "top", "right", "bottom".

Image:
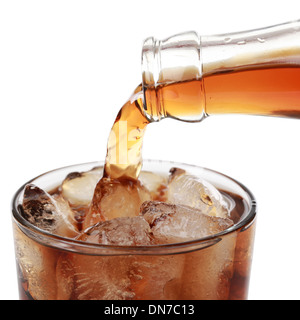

{"left": 1, "top": 0, "right": 300, "bottom": 300}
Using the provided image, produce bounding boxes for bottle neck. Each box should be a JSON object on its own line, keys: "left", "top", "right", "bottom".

{"left": 141, "top": 19, "right": 300, "bottom": 121}
{"left": 142, "top": 31, "right": 205, "bottom": 122}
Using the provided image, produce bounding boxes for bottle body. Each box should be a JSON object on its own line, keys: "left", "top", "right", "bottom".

{"left": 142, "top": 20, "right": 300, "bottom": 122}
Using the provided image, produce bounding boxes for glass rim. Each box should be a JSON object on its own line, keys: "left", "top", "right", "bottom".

{"left": 11, "top": 159, "right": 257, "bottom": 255}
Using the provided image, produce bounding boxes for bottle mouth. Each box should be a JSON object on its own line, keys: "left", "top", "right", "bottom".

{"left": 142, "top": 36, "right": 161, "bottom": 90}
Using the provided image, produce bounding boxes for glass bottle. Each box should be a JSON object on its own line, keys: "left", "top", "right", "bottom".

{"left": 141, "top": 19, "right": 300, "bottom": 122}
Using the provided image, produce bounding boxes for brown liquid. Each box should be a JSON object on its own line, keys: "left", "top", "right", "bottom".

{"left": 204, "top": 66, "right": 300, "bottom": 118}
{"left": 103, "top": 84, "right": 149, "bottom": 180}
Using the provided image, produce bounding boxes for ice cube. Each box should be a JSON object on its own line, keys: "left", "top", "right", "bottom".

{"left": 56, "top": 216, "right": 184, "bottom": 300}
{"left": 56, "top": 216, "right": 152, "bottom": 299}
{"left": 56, "top": 252, "right": 136, "bottom": 300}
{"left": 79, "top": 216, "right": 152, "bottom": 246}
{"left": 83, "top": 178, "right": 150, "bottom": 229}
{"left": 128, "top": 254, "right": 185, "bottom": 300}
{"left": 180, "top": 232, "right": 237, "bottom": 300}
{"left": 167, "top": 168, "right": 230, "bottom": 218}
{"left": 13, "top": 224, "right": 59, "bottom": 300}
{"left": 140, "top": 200, "right": 235, "bottom": 299}
{"left": 21, "top": 184, "right": 79, "bottom": 238}
{"left": 139, "top": 171, "right": 167, "bottom": 200}
{"left": 61, "top": 167, "right": 102, "bottom": 206}
{"left": 140, "top": 201, "right": 233, "bottom": 244}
